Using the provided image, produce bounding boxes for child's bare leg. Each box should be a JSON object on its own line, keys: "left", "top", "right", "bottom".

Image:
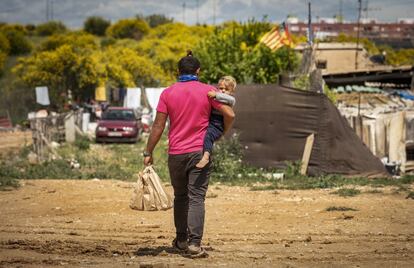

{"left": 196, "top": 151, "right": 210, "bottom": 168}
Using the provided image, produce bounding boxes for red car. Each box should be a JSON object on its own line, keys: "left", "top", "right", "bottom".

{"left": 95, "top": 107, "right": 142, "bottom": 143}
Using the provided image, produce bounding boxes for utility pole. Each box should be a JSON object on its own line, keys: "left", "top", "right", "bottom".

{"left": 307, "top": 2, "right": 313, "bottom": 45}
{"left": 339, "top": 0, "right": 343, "bottom": 23}
{"left": 51, "top": 0, "right": 54, "bottom": 21}
{"left": 213, "top": 0, "right": 216, "bottom": 25}
{"left": 182, "top": 2, "right": 186, "bottom": 24}
{"left": 196, "top": 0, "right": 199, "bottom": 25}
{"left": 45, "top": 0, "right": 49, "bottom": 22}
{"left": 355, "top": 0, "right": 362, "bottom": 70}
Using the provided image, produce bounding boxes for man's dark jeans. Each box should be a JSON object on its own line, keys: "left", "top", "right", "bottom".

{"left": 168, "top": 151, "right": 210, "bottom": 246}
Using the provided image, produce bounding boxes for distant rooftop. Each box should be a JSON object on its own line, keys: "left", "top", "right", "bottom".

{"left": 286, "top": 16, "right": 414, "bottom": 24}
{"left": 295, "top": 43, "right": 364, "bottom": 50}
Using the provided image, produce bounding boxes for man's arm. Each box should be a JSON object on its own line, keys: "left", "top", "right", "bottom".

{"left": 217, "top": 104, "right": 235, "bottom": 135}
{"left": 143, "top": 112, "right": 168, "bottom": 166}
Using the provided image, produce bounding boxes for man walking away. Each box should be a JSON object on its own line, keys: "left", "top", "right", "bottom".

{"left": 143, "top": 51, "right": 235, "bottom": 257}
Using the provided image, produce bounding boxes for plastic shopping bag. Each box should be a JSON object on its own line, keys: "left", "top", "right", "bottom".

{"left": 130, "top": 166, "right": 173, "bottom": 211}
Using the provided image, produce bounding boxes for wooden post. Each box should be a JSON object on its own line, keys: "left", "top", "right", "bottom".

{"left": 310, "top": 69, "right": 324, "bottom": 93}
{"left": 65, "top": 112, "right": 76, "bottom": 143}
{"left": 300, "top": 133, "right": 315, "bottom": 176}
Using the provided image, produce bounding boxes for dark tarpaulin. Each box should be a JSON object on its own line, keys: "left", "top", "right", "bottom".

{"left": 232, "top": 84, "right": 388, "bottom": 177}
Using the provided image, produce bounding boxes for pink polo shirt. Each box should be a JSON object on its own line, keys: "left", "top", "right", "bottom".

{"left": 157, "top": 81, "right": 222, "bottom": 155}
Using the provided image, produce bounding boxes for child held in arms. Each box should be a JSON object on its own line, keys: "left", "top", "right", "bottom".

{"left": 196, "top": 76, "right": 237, "bottom": 168}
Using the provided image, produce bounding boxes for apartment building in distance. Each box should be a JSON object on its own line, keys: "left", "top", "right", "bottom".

{"left": 287, "top": 17, "right": 414, "bottom": 48}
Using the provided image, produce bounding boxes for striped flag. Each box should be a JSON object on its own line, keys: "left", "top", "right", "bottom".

{"left": 260, "top": 22, "right": 293, "bottom": 51}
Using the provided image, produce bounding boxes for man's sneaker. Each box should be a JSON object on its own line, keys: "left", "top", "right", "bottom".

{"left": 172, "top": 239, "right": 188, "bottom": 251}
{"left": 187, "top": 244, "right": 208, "bottom": 258}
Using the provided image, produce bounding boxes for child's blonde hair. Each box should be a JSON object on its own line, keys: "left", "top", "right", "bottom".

{"left": 218, "top": 75, "right": 237, "bottom": 92}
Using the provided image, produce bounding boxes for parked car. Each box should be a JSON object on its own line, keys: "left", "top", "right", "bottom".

{"left": 95, "top": 107, "right": 142, "bottom": 143}
{"left": 141, "top": 107, "right": 153, "bottom": 133}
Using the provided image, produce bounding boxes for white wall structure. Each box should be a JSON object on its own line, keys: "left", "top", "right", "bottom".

{"left": 123, "top": 88, "right": 141, "bottom": 109}
{"left": 145, "top": 87, "right": 165, "bottom": 120}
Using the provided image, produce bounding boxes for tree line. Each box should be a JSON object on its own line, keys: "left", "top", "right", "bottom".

{"left": 0, "top": 14, "right": 413, "bottom": 111}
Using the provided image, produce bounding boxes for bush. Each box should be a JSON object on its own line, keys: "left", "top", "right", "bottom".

{"left": 136, "top": 14, "right": 174, "bottom": 28}
{"left": 36, "top": 21, "right": 67, "bottom": 36}
{"left": 0, "top": 162, "right": 20, "bottom": 190}
{"left": 100, "top": 37, "right": 117, "bottom": 47}
{"left": 324, "top": 84, "right": 337, "bottom": 104}
{"left": 84, "top": 16, "right": 111, "bottom": 36}
{"left": 0, "top": 51, "right": 6, "bottom": 76}
{"left": 293, "top": 75, "right": 337, "bottom": 104}
{"left": 196, "top": 20, "right": 298, "bottom": 84}
{"left": 74, "top": 136, "right": 90, "bottom": 151}
{"left": 0, "top": 32, "right": 10, "bottom": 54}
{"left": 25, "top": 24, "right": 36, "bottom": 33}
{"left": 38, "top": 32, "right": 97, "bottom": 51}
{"left": 1, "top": 24, "right": 27, "bottom": 34}
{"left": 106, "top": 18, "right": 149, "bottom": 40}
{"left": 3, "top": 29, "right": 32, "bottom": 55}
{"left": 211, "top": 133, "right": 244, "bottom": 182}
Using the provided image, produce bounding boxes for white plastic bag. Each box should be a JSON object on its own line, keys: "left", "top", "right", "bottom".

{"left": 130, "top": 166, "right": 173, "bottom": 211}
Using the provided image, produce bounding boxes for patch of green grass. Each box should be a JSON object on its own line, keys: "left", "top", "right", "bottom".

{"left": 74, "top": 136, "right": 91, "bottom": 151}
{"left": 0, "top": 133, "right": 172, "bottom": 182}
{"left": 2, "top": 132, "right": 414, "bottom": 192}
{"left": 331, "top": 188, "right": 361, "bottom": 197}
{"left": 248, "top": 174, "right": 414, "bottom": 191}
{"left": 0, "top": 164, "right": 20, "bottom": 190}
{"left": 326, "top": 206, "right": 358, "bottom": 211}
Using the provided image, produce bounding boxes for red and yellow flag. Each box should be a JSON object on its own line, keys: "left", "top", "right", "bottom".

{"left": 260, "top": 22, "right": 293, "bottom": 51}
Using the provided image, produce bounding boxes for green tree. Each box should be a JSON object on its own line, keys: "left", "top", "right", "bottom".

{"left": 379, "top": 46, "right": 414, "bottom": 66}
{"left": 0, "top": 24, "right": 27, "bottom": 35}
{"left": 13, "top": 42, "right": 167, "bottom": 106}
{"left": 0, "top": 32, "right": 10, "bottom": 54}
{"left": 106, "top": 18, "right": 149, "bottom": 40}
{"left": 136, "top": 14, "right": 174, "bottom": 28}
{"left": 196, "top": 21, "right": 298, "bottom": 84}
{"left": 84, "top": 16, "right": 111, "bottom": 36}
{"left": 136, "top": 22, "right": 213, "bottom": 82}
{"left": 328, "top": 33, "right": 380, "bottom": 55}
{"left": 13, "top": 45, "right": 101, "bottom": 104}
{"left": 0, "top": 52, "right": 6, "bottom": 76}
{"left": 104, "top": 47, "right": 168, "bottom": 87}
{"left": 0, "top": 27, "right": 32, "bottom": 55}
{"left": 35, "top": 21, "right": 67, "bottom": 36}
{"left": 25, "top": 24, "right": 36, "bottom": 34}
{"left": 328, "top": 33, "right": 414, "bottom": 66}
{"left": 38, "top": 32, "right": 97, "bottom": 52}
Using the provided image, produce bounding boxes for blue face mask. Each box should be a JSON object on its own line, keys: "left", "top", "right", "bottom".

{"left": 178, "top": 74, "right": 199, "bottom": 82}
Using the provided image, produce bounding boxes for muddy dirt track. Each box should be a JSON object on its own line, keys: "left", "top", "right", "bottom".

{"left": 0, "top": 180, "right": 413, "bottom": 267}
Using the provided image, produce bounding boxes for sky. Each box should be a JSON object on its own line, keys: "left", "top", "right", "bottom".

{"left": 0, "top": 0, "right": 413, "bottom": 28}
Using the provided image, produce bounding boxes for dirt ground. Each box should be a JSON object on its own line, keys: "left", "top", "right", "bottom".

{"left": 0, "top": 131, "right": 31, "bottom": 157}
{"left": 0, "top": 180, "right": 413, "bottom": 267}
